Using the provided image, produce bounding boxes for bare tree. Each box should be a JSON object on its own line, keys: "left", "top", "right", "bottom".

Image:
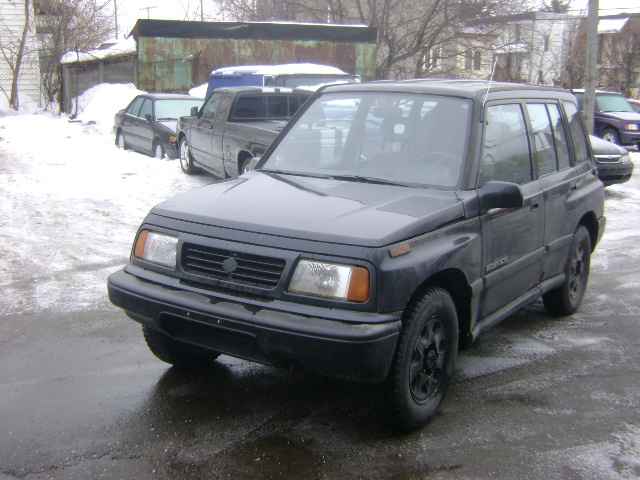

{"left": 0, "top": 0, "right": 34, "bottom": 109}
{"left": 218, "top": 0, "right": 527, "bottom": 79}
{"left": 36, "top": 0, "right": 113, "bottom": 108}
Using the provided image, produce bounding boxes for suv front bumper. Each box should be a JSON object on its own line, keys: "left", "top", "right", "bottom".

{"left": 108, "top": 269, "right": 401, "bottom": 382}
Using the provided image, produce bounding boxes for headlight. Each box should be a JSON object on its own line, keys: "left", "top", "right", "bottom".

{"left": 621, "top": 153, "right": 631, "bottom": 163}
{"left": 288, "top": 259, "right": 370, "bottom": 302}
{"left": 625, "top": 124, "right": 639, "bottom": 131}
{"left": 133, "top": 230, "right": 178, "bottom": 267}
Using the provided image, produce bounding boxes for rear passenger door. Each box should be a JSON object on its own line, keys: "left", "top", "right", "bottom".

{"left": 122, "top": 96, "right": 144, "bottom": 147}
{"left": 479, "top": 103, "right": 545, "bottom": 317}
{"left": 136, "top": 98, "right": 155, "bottom": 154}
{"left": 526, "top": 101, "right": 583, "bottom": 281}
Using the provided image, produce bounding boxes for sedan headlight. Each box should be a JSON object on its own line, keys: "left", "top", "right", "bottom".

{"left": 289, "top": 259, "right": 370, "bottom": 302}
{"left": 625, "top": 123, "right": 639, "bottom": 131}
{"left": 133, "top": 230, "right": 178, "bottom": 267}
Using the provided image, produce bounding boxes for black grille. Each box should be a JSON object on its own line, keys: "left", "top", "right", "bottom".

{"left": 181, "top": 243, "right": 285, "bottom": 289}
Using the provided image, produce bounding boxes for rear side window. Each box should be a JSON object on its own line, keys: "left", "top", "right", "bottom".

{"left": 479, "top": 104, "right": 532, "bottom": 186}
{"left": 526, "top": 103, "right": 557, "bottom": 176}
{"left": 267, "top": 96, "right": 288, "bottom": 117}
{"left": 563, "top": 101, "right": 590, "bottom": 163}
{"left": 126, "top": 97, "right": 144, "bottom": 116}
{"left": 547, "top": 104, "right": 571, "bottom": 170}
{"left": 232, "top": 96, "right": 267, "bottom": 119}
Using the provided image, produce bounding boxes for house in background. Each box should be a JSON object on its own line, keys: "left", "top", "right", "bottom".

{"left": 424, "top": 11, "right": 580, "bottom": 86}
{"left": 596, "top": 13, "right": 640, "bottom": 97}
{"left": 0, "top": 0, "right": 42, "bottom": 109}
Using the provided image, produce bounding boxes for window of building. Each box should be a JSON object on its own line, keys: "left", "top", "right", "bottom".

{"left": 465, "top": 50, "right": 473, "bottom": 70}
{"left": 544, "top": 34, "right": 550, "bottom": 52}
{"left": 479, "top": 104, "right": 532, "bottom": 186}
{"left": 473, "top": 50, "right": 482, "bottom": 70}
{"left": 423, "top": 47, "right": 442, "bottom": 70}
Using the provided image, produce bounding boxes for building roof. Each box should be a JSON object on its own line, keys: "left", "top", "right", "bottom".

{"left": 130, "top": 19, "right": 377, "bottom": 43}
{"left": 598, "top": 17, "right": 629, "bottom": 34}
{"left": 61, "top": 38, "right": 136, "bottom": 65}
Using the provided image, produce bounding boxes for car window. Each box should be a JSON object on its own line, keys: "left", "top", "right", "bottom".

{"left": 479, "top": 104, "right": 532, "bottom": 186}
{"left": 263, "top": 92, "right": 471, "bottom": 188}
{"left": 526, "top": 103, "right": 557, "bottom": 177}
{"left": 596, "top": 94, "right": 634, "bottom": 113}
{"left": 232, "top": 95, "right": 267, "bottom": 119}
{"left": 562, "top": 101, "right": 590, "bottom": 163}
{"left": 139, "top": 99, "right": 153, "bottom": 119}
{"left": 201, "top": 92, "right": 222, "bottom": 120}
{"left": 154, "top": 99, "right": 203, "bottom": 120}
{"left": 267, "top": 96, "right": 288, "bottom": 117}
{"left": 547, "top": 104, "right": 571, "bottom": 170}
{"left": 126, "top": 97, "right": 144, "bottom": 116}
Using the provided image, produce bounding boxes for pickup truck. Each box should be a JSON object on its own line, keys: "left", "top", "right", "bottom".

{"left": 177, "top": 87, "right": 311, "bottom": 178}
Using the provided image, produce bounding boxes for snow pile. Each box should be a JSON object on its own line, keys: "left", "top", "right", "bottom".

{"left": 73, "top": 83, "right": 145, "bottom": 133}
{"left": 211, "top": 63, "right": 348, "bottom": 76}
{"left": 61, "top": 38, "right": 136, "bottom": 64}
{"left": 189, "top": 83, "right": 208, "bottom": 98}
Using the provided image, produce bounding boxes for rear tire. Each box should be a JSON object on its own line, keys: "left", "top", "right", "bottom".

{"left": 388, "top": 287, "right": 458, "bottom": 431}
{"left": 143, "top": 326, "right": 219, "bottom": 368}
{"left": 153, "top": 141, "right": 164, "bottom": 159}
{"left": 238, "top": 155, "right": 252, "bottom": 175}
{"left": 179, "top": 138, "right": 197, "bottom": 174}
{"left": 543, "top": 226, "right": 592, "bottom": 317}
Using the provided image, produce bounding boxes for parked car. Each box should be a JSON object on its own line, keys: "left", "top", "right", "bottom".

{"left": 177, "top": 87, "right": 311, "bottom": 177}
{"left": 204, "top": 63, "right": 359, "bottom": 98}
{"left": 627, "top": 98, "right": 640, "bottom": 113}
{"left": 572, "top": 89, "right": 640, "bottom": 147}
{"left": 109, "top": 80, "right": 605, "bottom": 430}
{"left": 115, "top": 94, "right": 204, "bottom": 159}
{"left": 590, "top": 134, "right": 634, "bottom": 186}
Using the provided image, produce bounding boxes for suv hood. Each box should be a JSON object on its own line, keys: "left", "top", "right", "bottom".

{"left": 152, "top": 171, "right": 464, "bottom": 247}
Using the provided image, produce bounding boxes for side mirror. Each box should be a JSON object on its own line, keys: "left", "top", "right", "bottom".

{"left": 145, "top": 114, "right": 153, "bottom": 122}
{"left": 190, "top": 106, "right": 199, "bottom": 117}
{"left": 479, "top": 181, "right": 524, "bottom": 212}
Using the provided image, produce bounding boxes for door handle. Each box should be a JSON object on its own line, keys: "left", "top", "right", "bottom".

{"left": 529, "top": 202, "right": 540, "bottom": 210}
{"left": 570, "top": 183, "right": 578, "bottom": 191}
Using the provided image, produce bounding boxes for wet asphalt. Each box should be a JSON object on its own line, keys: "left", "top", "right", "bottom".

{"left": 2, "top": 151, "right": 640, "bottom": 479}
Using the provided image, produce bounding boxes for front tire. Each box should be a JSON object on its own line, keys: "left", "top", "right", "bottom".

{"left": 115, "top": 129, "right": 127, "bottom": 149}
{"left": 543, "top": 225, "right": 592, "bottom": 316}
{"left": 179, "top": 138, "right": 197, "bottom": 174}
{"left": 143, "top": 326, "right": 219, "bottom": 368}
{"left": 389, "top": 287, "right": 459, "bottom": 431}
{"left": 602, "top": 128, "right": 620, "bottom": 145}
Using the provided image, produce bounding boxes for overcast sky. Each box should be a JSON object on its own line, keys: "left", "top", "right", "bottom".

{"left": 114, "top": 0, "right": 640, "bottom": 39}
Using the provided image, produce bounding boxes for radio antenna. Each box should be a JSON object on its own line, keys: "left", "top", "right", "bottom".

{"left": 482, "top": 57, "right": 498, "bottom": 109}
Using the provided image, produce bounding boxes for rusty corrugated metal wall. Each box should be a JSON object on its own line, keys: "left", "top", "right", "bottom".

{"left": 136, "top": 37, "right": 376, "bottom": 93}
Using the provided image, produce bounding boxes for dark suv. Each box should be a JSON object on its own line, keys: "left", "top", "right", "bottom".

{"left": 572, "top": 89, "right": 640, "bottom": 146}
{"left": 108, "top": 80, "right": 605, "bottom": 430}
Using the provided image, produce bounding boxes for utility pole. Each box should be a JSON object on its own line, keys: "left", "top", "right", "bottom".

{"left": 114, "top": 0, "right": 119, "bottom": 39}
{"left": 583, "top": 0, "right": 599, "bottom": 134}
{"left": 200, "top": 0, "right": 204, "bottom": 21}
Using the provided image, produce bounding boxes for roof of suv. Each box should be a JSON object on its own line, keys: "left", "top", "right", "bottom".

{"left": 324, "top": 78, "right": 573, "bottom": 101}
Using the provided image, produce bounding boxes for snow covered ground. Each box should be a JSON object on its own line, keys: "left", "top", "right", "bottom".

{"left": 0, "top": 113, "right": 210, "bottom": 316}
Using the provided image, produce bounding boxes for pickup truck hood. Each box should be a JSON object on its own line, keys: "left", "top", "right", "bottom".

{"left": 152, "top": 171, "right": 464, "bottom": 247}
{"left": 600, "top": 111, "right": 640, "bottom": 122}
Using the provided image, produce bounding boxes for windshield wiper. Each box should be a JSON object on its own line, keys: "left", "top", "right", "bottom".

{"left": 259, "top": 168, "right": 333, "bottom": 179}
{"left": 328, "top": 174, "right": 410, "bottom": 187}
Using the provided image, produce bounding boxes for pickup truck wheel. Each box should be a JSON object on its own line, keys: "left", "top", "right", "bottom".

{"left": 389, "top": 287, "right": 458, "bottom": 431}
{"left": 143, "top": 326, "right": 219, "bottom": 368}
{"left": 115, "top": 130, "right": 126, "bottom": 150}
{"left": 602, "top": 128, "right": 620, "bottom": 145}
{"left": 543, "top": 226, "right": 591, "bottom": 317}
{"left": 179, "top": 138, "right": 197, "bottom": 174}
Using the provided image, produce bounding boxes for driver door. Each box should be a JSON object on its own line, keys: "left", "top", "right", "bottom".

{"left": 191, "top": 92, "right": 222, "bottom": 169}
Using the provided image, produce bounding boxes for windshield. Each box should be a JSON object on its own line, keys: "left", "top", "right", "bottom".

{"left": 596, "top": 94, "right": 634, "bottom": 113}
{"left": 260, "top": 92, "right": 471, "bottom": 188}
{"left": 154, "top": 99, "right": 203, "bottom": 120}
